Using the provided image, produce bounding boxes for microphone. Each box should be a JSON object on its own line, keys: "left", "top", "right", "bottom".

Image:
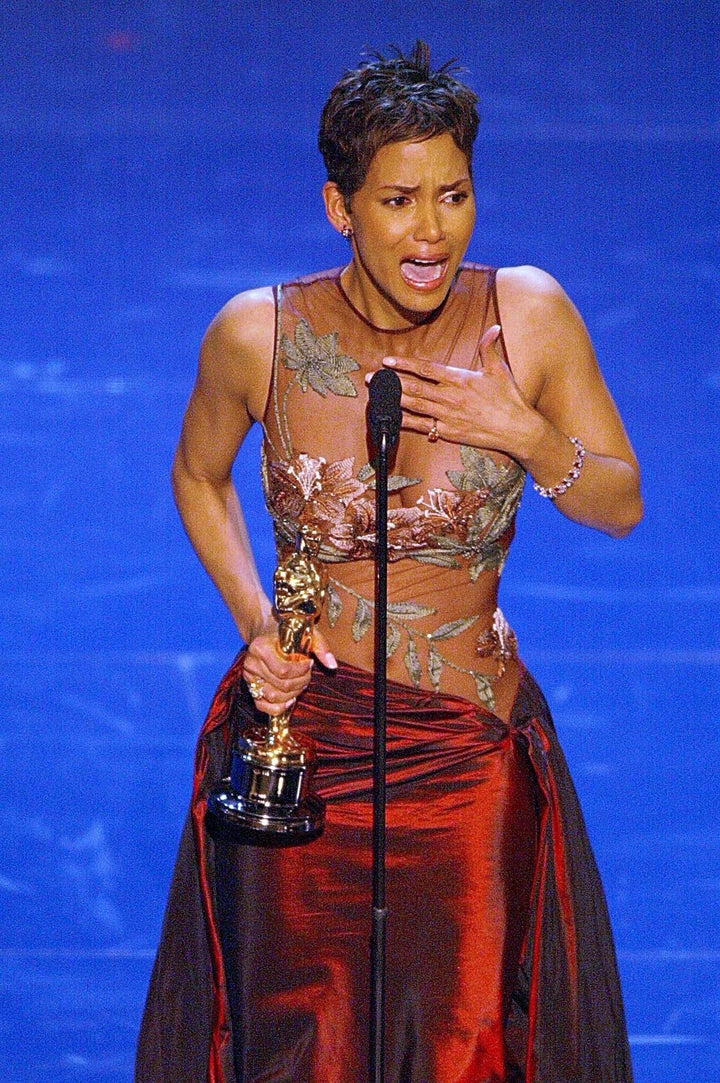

{"left": 367, "top": 369, "right": 402, "bottom": 453}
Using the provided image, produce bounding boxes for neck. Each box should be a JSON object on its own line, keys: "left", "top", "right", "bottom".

{"left": 340, "top": 262, "right": 448, "bottom": 332}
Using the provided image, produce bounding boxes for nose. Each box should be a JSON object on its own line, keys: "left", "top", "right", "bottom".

{"left": 413, "top": 200, "right": 444, "bottom": 243}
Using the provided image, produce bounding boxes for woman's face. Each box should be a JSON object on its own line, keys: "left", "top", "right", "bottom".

{"left": 329, "top": 132, "right": 476, "bottom": 329}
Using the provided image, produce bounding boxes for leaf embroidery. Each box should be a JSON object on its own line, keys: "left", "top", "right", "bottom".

{"left": 387, "top": 601, "right": 436, "bottom": 620}
{"left": 413, "top": 551, "right": 463, "bottom": 569}
{"left": 290, "top": 453, "right": 325, "bottom": 501}
{"left": 388, "top": 475, "right": 422, "bottom": 493}
{"left": 327, "top": 577, "right": 501, "bottom": 711}
{"left": 327, "top": 582, "right": 343, "bottom": 627}
{"left": 404, "top": 638, "right": 422, "bottom": 686}
{"left": 446, "top": 444, "right": 508, "bottom": 492}
{"left": 428, "top": 648, "right": 443, "bottom": 692}
{"left": 281, "top": 319, "right": 359, "bottom": 398}
{"left": 357, "top": 461, "right": 422, "bottom": 493}
{"left": 469, "top": 543, "right": 506, "bottom": 581}
{"left": 264, "top": 437, "right": 522, "bottom": 574}
{"left": 351, "top": 596, "right": 372, "bottom": 642}
{"left": 428, "top": 615, "right": 480, "bottom": 642}
{"left": 386, "top": 624, "right": 401, "bottom": 658}
{"left": 474, "top": 673, "right": 495, "bottom": 706}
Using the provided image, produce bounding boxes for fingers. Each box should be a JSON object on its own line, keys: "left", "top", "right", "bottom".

{"left": 477, "top": 324, "right": 508, "bottom": 372}
{"left": 366, "top": 359, "right": 451, "bottom": 415}
{"left": 376, "top": 327, "right": 507, "bottom": 381}
{"left": 400, "top": 417, "right": 449, "bottom": 444}
{"left": 312, "top": 628, "right": 338, "bottom": 671}
{"left": 378, "top": 355, "right": 446, "bottom": 383}
{"left": 243, "top": 630, "right": 338, "bottom": 716}
{"left": 243, "top": 633, "right": 312, "bottom": 715}
{"left": 363, "top": 347, "right": 512, "bottom": 447}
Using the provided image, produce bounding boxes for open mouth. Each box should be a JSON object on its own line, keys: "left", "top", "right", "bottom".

{"left": 400, "top": 258, "right": 448, "bottom": 289}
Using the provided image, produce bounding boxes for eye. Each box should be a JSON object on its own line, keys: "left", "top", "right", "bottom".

{"left": 443, "top": 190, "right": 470, "bottom": 205}
{"left": 384, "top": 195, "right": 411, "bottom": 208}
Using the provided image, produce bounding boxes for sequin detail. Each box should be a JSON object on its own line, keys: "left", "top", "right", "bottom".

{"left": 261, "top": 446, "right": 524, "bottom": 573}
{"left": 280, "top": 319, "right": 360, "bottom": 398}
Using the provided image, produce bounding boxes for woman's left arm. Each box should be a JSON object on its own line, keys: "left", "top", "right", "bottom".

{"left": 381, "top": 265, "right": 643, "bottom": 538}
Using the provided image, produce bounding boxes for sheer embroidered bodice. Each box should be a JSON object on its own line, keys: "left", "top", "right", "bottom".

{"left": 261, "top": 264, "right": 526, "bottom": 712}
{"left": 260, "top": 445, "right": 523, "bottom": 571}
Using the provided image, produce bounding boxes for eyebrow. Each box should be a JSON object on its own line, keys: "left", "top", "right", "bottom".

{"left": 377, "top": 177, "right": 471, "bottom": 194}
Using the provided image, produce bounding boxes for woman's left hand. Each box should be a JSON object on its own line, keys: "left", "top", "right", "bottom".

{"left": 376, "top": 325, "right": 533, "bottom": 455}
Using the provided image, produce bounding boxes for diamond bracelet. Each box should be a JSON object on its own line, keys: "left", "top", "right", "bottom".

{"left": 533, "top": 436, "right": 587, "bottom": 500}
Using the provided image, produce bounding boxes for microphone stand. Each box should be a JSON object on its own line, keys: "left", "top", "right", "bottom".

{"left": 370, "top": 424, "right": 389, "bottom": 1083}
{"left": 366, "top": 367, "right": 401, "bottom": 1083}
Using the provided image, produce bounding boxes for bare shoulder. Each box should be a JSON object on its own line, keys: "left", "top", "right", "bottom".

{"left": 495, "top": 265, "right": 596, "bottom": 401}
{"left": 496, "top": 265, "right": 585, "bottom": 336}
{"left": 198, "top": 285, "right": 276, "bottom": 422}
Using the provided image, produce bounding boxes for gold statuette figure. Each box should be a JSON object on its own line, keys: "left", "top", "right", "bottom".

{"left": 207, "top": 529, "right": 328, "bottom": 843}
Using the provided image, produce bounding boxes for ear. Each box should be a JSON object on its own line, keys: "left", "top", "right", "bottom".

{"left": 322, "top": 181, "right": 352, "bottom": 235}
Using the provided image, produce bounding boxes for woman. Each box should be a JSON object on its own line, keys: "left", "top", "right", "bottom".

{"left": 136, "top": 43, "right": 642, "bottom": 1083}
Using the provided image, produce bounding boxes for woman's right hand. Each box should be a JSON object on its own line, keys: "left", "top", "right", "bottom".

{"left": 242, "top": 630, "right": 337, "bottom": 716}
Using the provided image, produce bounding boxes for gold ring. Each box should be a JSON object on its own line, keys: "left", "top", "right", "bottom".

{"left": 247, "top": 678, "right": 265, "bottom": 700}
{"left": 428, "top": 419, "right": 439, "bottom": 443}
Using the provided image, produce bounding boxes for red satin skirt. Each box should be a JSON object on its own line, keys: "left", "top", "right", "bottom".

{"left": 135, "top": 657, "right": 633, "bottom": 1083}
{"left": 214, "top": 663, "right": 536, "bottom": 1083}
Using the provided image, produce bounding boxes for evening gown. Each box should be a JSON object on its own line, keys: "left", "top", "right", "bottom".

{"left": 135, "top": 265, "right": 633, "bottom": 1083}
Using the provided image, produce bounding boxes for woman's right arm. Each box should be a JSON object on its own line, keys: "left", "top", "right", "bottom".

{"left": 171, "top": 288, "right": 324, "bottom": 713}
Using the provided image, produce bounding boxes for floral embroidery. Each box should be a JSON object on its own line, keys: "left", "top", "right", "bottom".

{"left": 447, "top": 444, "right": 511, "bottom": 493}
{"left": 262, "top": 445, "right": 523, "bottom": 577}
{"left": 280, "top": 319, "right": 359, "bottom": 398}
{"left": 263, "top": 450, "right": 372, "bottom": 558}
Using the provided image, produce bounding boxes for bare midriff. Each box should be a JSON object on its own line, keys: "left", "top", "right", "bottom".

{"left": 315, "top": 557, "right": 522, "bottom": 723}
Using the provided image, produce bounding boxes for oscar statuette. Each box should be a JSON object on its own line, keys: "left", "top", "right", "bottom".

{"left": 207, "top": 528, "right": 328, "bottom": 844}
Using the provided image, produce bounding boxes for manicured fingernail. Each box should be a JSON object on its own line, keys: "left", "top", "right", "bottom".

{"left": 382, "top": 356, "right": 397, "bottom": 366}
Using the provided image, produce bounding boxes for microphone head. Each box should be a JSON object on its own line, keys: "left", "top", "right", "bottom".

{"left": 368, "top": 369, "right": 402, "bottom": 451}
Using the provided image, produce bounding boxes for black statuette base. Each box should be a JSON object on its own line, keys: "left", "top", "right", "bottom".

{"left": 207, "top": 783, "right": 325, "bottom": 846}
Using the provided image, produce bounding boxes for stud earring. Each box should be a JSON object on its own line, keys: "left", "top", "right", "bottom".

{"left": 341, "top": 226, "right": 353, "bottom": 241}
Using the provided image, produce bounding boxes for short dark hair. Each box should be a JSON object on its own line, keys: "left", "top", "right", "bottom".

{"left": 318, "top": 41, "right": 480, "bottom": 203}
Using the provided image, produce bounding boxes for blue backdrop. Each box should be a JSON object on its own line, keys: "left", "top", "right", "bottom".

{"left": 1, "top": 2, "right": 718, "bottom": 1080}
